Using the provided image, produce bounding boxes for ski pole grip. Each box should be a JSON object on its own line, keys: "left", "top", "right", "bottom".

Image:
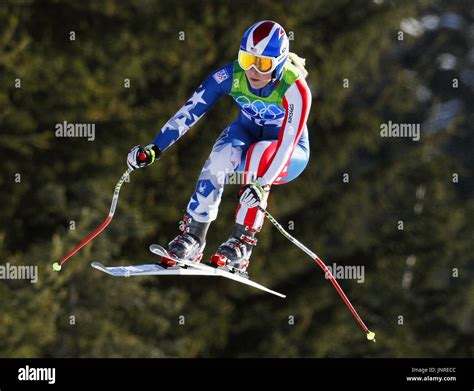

{"left": 138, "top": 151, "right": 148, "bottom": 162}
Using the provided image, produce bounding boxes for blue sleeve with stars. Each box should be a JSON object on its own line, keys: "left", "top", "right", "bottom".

{"left": 152, "top": 63, "right": 234, "bottom": 152}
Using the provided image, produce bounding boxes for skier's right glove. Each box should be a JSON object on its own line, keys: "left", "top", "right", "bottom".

{"left": 127, "top": 144, "right": 161, "bottom": 170}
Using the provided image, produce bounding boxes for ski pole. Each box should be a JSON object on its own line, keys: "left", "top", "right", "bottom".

{"left": 259, "top": 206, "right": 376, "bottom": 342}
{"left": 52, "top": 153, "right": 148, "bottom": 271}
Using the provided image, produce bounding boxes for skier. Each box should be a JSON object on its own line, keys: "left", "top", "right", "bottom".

{"left": 127, "top": 20, "right": 312, "bottom": 275}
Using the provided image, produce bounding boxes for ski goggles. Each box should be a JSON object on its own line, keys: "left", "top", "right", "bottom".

{"left": 238, "top": 50, "right": 278, "bottom": 74}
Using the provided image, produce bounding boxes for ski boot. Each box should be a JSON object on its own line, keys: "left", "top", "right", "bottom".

{"left": 209, "top": 223, "right": 257, "bottom": 278}
{"left": 161, "top": 215, "right": 210, "bottom": 268}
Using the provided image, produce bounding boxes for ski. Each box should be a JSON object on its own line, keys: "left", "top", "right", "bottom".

{"left": 91, "top": 261, "right": 216, "bottom": 277}
{"left": 149, "top": 244, "right": 286, "bottom": 298}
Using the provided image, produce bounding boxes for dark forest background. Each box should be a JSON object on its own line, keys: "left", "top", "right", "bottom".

{"left": 0, "top": 0, "right": 472, "bottom": 358}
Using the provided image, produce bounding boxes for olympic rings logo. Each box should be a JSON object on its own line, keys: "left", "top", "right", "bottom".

{"left": 235, "top": 95, "right": 285, "bottom": 119}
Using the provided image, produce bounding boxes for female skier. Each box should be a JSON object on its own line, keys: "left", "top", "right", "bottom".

{"left": 127, "top": 20, "right": 312, "bottom": 275}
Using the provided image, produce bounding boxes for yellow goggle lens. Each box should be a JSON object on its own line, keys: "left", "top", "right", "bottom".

{"left": 238, "top": 51, "right": 274, "bottom": 73}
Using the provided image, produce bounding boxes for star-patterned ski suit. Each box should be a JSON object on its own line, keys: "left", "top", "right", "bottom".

{"left": 153, "top": 60, "right": 312, "bottom": 231}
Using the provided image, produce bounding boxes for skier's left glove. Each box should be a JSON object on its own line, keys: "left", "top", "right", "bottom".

{"left": 127, "top": 144, "right": 161, "bottom": 170}
{"left": 238, "top": 180, "right": 270, "bottom": 208}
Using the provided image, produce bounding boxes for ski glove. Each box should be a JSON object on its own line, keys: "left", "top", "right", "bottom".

{"left": 239, "top": 180, "right": 270, "bottom": 209}
{"left": 127, "top": 144, "right": 161, "bottom": 170}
